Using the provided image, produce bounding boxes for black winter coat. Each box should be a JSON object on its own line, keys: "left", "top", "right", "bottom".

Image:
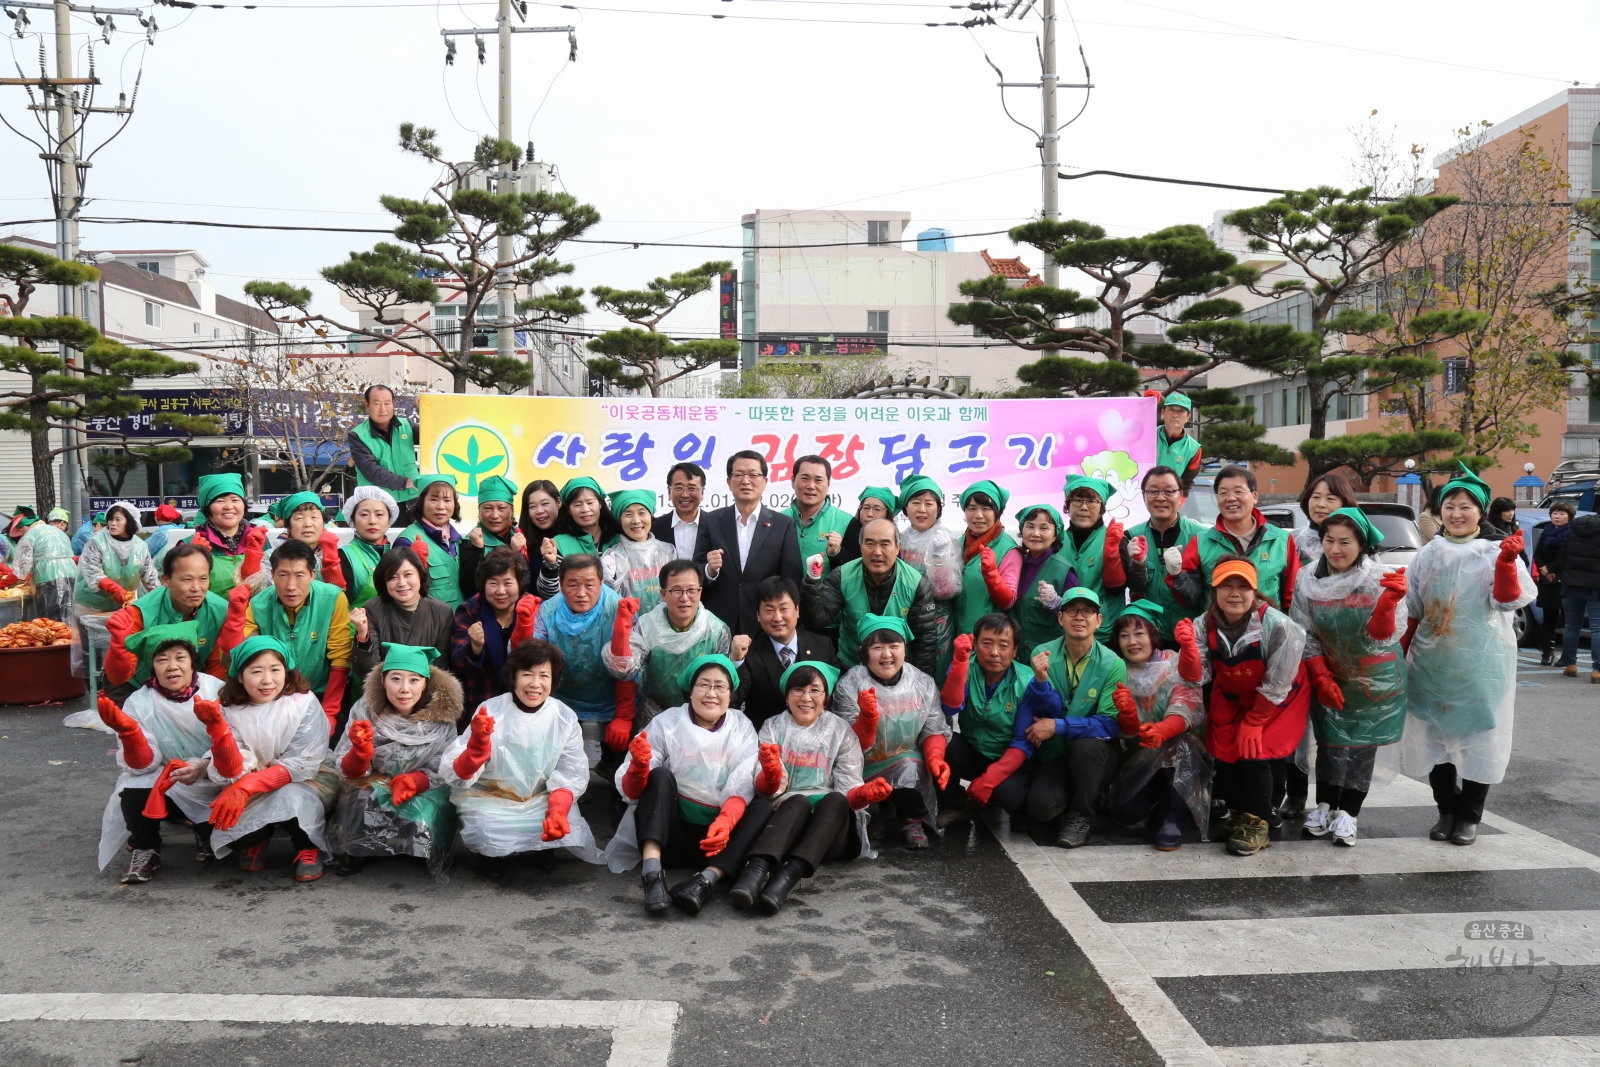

{"left": 1562, "top": 513, "right": 1600, "bottom": 591}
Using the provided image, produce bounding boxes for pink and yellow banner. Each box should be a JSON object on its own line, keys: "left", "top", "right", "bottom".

{"left": 418, "top": 394, "right": 1158, "bottom": 527}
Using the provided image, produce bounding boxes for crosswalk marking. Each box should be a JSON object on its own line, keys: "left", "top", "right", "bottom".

{"left": 1213, "top": 1036, "right": 1600, "bottom": 1067}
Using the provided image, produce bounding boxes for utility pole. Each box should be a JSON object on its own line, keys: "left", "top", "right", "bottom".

{"left": 1038, "top": 0, "right": 1059, "bottom": 289}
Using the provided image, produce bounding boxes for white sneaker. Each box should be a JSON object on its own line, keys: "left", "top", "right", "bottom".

{"left": 1302, "top": 802, "right": 1332, "bottom": 837}
{"left": 1331, "top": 810, "right": 1358, "bottom": 846}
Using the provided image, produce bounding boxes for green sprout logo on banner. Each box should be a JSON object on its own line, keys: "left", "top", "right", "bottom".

{"left": 435, "top": 424, "right": 509, "bottom": 496}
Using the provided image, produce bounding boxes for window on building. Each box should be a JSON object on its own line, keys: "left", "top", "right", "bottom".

{"left": 867, "top": 310, "right": 889, "bottom": 332}
{"left": 193, "top": 322, "right": 200, "bottom": 335}
{"left": 144, "top": 301, "right": 162, "bottom": 328}
{"left": 1443, "top": 251, "right": 1467, "bottom": 290}
{"left": 213, "top": 328, "right": 221, "bottom": 339}
{"left": 135, "top": 261, "right": 159, "bottom": 275}
{"left": 1443, "top": 357, "right": 1468, "bottom": 394}
{"left": 867, "top": 220, "right": 890, "bottom": 246}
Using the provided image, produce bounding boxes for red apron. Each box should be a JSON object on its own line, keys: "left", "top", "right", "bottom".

{"left": 1204, "top": 604, "right": 1310, "bottom": 763}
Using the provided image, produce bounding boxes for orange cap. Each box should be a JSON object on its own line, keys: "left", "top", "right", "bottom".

{"left": 1211, "top": 559, "right": 1258, "bottom": 589}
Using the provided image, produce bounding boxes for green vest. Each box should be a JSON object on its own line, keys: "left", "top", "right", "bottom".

{"left": 250, "top": 580, "right": 342, "bottom": 693}
{"left": 352, "top": 417, "right": 418, "bottom": 503}
{"left": 1012, "top": 550, "right": 1074, "bottom": 653}
{"left": 1126, "top": 516, "right": 1206, "bottom": 643}
{"left": 130, "top": 586, "right": 229, "bottom": 685}
{"left": 836, "top": 558, "right": 921, "bottom": 669}
{"left": 343, "top": 538, "right": 386, "bottom": 609}
{"left": 1156, "top": 429, "right": 1201, "bottom": 476}
{"left": 959, "top": 661, "right": 1031, "bottom": 762}
{"left": 73, "top": 531, "right": 151, "bottom": 612}
{"left": 786, "top": 502, "right": 852, "bottom": 576}
{"left": 1195, "top": 522, "right": 1294, "bottom": 610}
{"left": 400, "top": 524, "right": 462, "bottom": 610}
{"left": 955, "top": 530, "right": 1018, "bottom": 639}
{"left": 478, "top": 525, "right": 511, "bottom": 550}
{"left": 1032, "top": 636, "right": 1126, "bottom": 763}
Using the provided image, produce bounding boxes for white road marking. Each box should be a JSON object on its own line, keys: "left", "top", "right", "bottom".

{"left": 1112, "top": 908, "right": 1600, "bottom": 977}
{"left": 1214, "top": 1035, "right": 1600, "bottom": 1067}
{"left": 0, "top": 994, "right": 680, "bottom": 1067}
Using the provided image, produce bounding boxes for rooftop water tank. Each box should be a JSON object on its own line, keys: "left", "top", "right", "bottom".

{"left": 917, "top": 227, "right": 953, "bottom": 252}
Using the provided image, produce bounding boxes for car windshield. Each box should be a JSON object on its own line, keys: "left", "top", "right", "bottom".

{"left": 1182, "top": 484, "right": 1219, "bottom": 525}
{"left": 1541, "top": 489, "right": 1588, "bottom": 510}
{"left": 1366, "top": 512, "right": 1421, "bottom": 549}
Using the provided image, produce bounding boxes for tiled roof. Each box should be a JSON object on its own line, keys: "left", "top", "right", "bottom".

{"left": 216, "top": 293, "right": 280, "bottom": 335}
{"left": 97, "top": 259, "right": 200, "bottom": 308}
{"left": 981, "top": 249, "right": 1043, "bottom": 288}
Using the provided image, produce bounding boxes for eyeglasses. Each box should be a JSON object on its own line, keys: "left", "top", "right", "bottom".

{"left": 1143, "top": 488, "right": 1182, "bottom": 498}
{"left": 664, "top": 586, "right": 701, "bottom": 599}
{"left": 1216, "top": 488, "right": 1255, "bottom": 500}
{"left": 692, "top": 681, "right": 731, "bottom": 694}
{"left": 729, "top": 470, "right": 765, "bottom": 482}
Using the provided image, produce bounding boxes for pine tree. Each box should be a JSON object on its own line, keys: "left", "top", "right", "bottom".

{"left": 586, "top": 261, "right": 740, "bottom": 396}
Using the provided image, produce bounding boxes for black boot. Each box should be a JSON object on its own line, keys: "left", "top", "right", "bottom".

{"left": 1428, "top": 763, "right": 1459, "bottom": 841}
{"left": 1429, "top": 814, "right": 1456, "bottom": 841}
{"left": 727, "top": 857, "right": 771, "bottom": 910}
{"left": 758, "top": 859, "right": 807, "bottom": 915}
{"left": 669, "top": 871, "right": 717, "bottom": 916}
{"left": 641, "top": 869, "right": 671, "bottom": 914}
{"left": 1450, "top": 779, "right": 1489, "bottom": 846}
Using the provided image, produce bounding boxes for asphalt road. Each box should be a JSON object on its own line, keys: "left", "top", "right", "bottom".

{"left": 0, "top": 650, "right": 1595, "bottom": 1067}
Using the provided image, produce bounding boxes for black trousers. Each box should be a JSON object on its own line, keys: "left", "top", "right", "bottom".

{"left": 888, "top": 787, "right": 927, "bottom": 822}
{"left": 1430, "top": 762, "right": 1490, "bottom": 823}
{"left": 634, "top": 768, "right": 772, "bottom": 874}
{"left": 1214, "top": 757, "right": 1280, "bottom": 821}
{"left": 118, "top": 787, "right": 196, "bottom": 851}
{"left": 1026, "top": 738, "right": 1121, "bottom": 823}
{"left": 939, "top": 734, "right": 1029, "bottom": 815}
{"left": 1538, "top": 602, "right": 1564, "bottom": 653}
{"left": 230, "top": 819, "right": 315, "bottom": 853}
{"left": 1277, "top": 762, "right": 1309, "bottom": 808}
{"left": 749, "top": 793, "right": 855, "bottom": 874}
{"left": 1108, "top": 766, "right": 1185, "bottom": 825}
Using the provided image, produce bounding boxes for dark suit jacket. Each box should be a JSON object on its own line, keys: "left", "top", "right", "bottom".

{"left": 651, "top": 510, "right": 699, "bottom": 558}
{"left": 735, "top": 628, "right": 836, "bottom": 732}
{"left": 692, "top": 504, "right": 802, "bottom": 636}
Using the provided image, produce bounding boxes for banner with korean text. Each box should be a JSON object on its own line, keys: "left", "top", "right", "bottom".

{"left": 417, "top": 395, "right": 1158, "bottom": 528}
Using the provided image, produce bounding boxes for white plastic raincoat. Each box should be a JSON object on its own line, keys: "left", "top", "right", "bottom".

{"left": 1291, "top": 556, "right": 1408, "bottom": 753}
{"left": 833, "top": 663, "right": 947, "bottom": 833}
{"left": 756, "top": 709, "right": 873, "bottom": 859}
{"left": 602, "top": 536, "right": 677, "bottom": 616}
{"left": 897, "top": 521, "right": 961, "bottom": 675}
{"left": 1107, "top": 651, "right": 1211, "bottom": 830}
{"left": 1292, "top": 525, "right": 1324, "bottom": 564}
{"left": 603, "top": 603, "right": 731, "bottom": 722}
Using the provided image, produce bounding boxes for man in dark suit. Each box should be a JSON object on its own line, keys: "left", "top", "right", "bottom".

{"left": 651, "top": 461, "right": 706, "bottom": 560}
{"left": 693, "top": 449, "right": 802, "bottom": 636}
{"left": 731, "top": 576, "right": 836, "bottom": 731}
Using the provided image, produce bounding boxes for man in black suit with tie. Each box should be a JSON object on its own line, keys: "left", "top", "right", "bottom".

{"left": 650, "top": 461, "right": 706, "bottom": 560}
{"left": 693, "top": 449, "right": 802, "bottom": 636}
{"left": 731, "top": 576, "right": 835, "bottom": 731}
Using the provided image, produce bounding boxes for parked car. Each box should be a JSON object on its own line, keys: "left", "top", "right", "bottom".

{"left": 1257, "top": 501, "right": 1423, "bottom": 569}
{"left": 1180, "top": 475, "right": 1218, "bottom": 526}
{"left": 1540, "top": 476, "right": 1598, "bottom": 515}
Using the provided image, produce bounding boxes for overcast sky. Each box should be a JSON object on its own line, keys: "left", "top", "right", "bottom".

{"left": 1, "top": 0, "right": 1594, "bottom": 341}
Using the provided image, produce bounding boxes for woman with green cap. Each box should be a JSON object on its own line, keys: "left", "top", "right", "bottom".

{"left": 536, "top": 478, "right": 621, "bottom": 597}
{"left": 5, "top": 504, "right": 38, "bottom": 554}
{"left": 896, "top": 475, "right": 962, "bottom": 676}
{"left": 1290, "top": 507, "right": 1408, "bottom": 847}
{"left": 954, "top": 480, "right": 1021, "bottom": 641}
{"left": 832, "top": 614, "right": 950, "bottom": 850}
{"left": 73, "top": 500, "right": 159, "bottom": 615}
{"left": 330, "top": 642, "right": 464, "bottom": 879}
{"left": 11, "top": 505, "right": 77, "bottom": 620}
{"left": 1023, "top": 475, "right": 1148, "bottom": 646}
{"left": 457, "top": 475, "right": 526, "bottom": 607}
{"left": 1104, "top": 600, "right": 1209, "bottom": 852}
{"left": 833, "top": 485, "right": 898, "bottom": 569}
{"left": 725, "top": 659, "right": 892, "bottom": 914}
{"left": 185, "top": 473, "right": 264, "bottom": 597}
{"left": 394, "top": 473, "right": 466, "bottom": 610}
{"left": 602, "top": 488, "right": 675, "bottom": 615}
{"left": 1401, "top": 463, "right": 1534, "bottom": 847}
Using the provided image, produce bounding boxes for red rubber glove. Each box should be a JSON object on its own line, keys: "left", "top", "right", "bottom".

{"left": 1103, "top": 520, "right": 1127, "bottom": 587}
{"left": 192, "top": 698, "right": 245, "bottom": 780}
{"left": 0, "top": 561, "right": 18, "bottom": 590}
{"left": 317, "top": 530, "right": 346, "bottom": 591}
{"left": 510, "top": 594, "right": 542, "bottom": 647}
{"left": 408, "top": 536, "right": 430, "bottom": 571}
{"left": 1139, "top": 714, "right": 1188, "bottom": 749}
{"left": 1129, "top": 535, "right": 1149, "bottom": 565}
{"left": 140, "top": 757, "right": 189, "bottom": 819}
{"left": 979, "top": 545, "right": 1015, "bottom": 608}
{"left": 700, "top": 795, "right": 746, "bottom": 856}
{"left": 452, "top": 707, "right": 496, "bottom": 780}
{"left": 102, "top": 605, "right": 142, "bottom": 686}
{"left": 320, "top": 667, "right": 349, "bottom": 737}
{"left": 1111, "top": 682, "right": 1141, "bottom": 737}
{"left": 1174, "top": 618, "right": 1202, "bottom": 683}
{"left": 389, "top": 769, "right": 431, "bottom": 806}
{"left": 1369, "top": 568, "right": 1407, "bottom": 640}
{"left": 922, "top": 734, "right": 950, "bottom": 789}
{"left": 97, "top": 576, "right": 128, "bottom": 602}
{"left": 240, "top": 525, "right": 268, "bottom": 578}
{"left": 941, "top": 633, "right": 973, "bottom": 709}
{"left": 98, "top": 693, "right": 153, "bottom": 771}
{"left": 208, "top": 764, "right": 292, "bottom": 830}
{"left": 620, "top": 731, "right": 652, "bottom": 799}
{"left": 217, "top": 581, "right": 252, "bottom": 662}
{"left": 1494, "top": 531, "right": 1524, "bottom": 603}
{"left": 542, "top": 787, "right": 574, "bottom": 841}
{"left": 1401, "top": 616, "right": 1420, "bottom": 656}
{"left": 967, "top": 747, "right": 1026, "bottom": 807}
{"left": 606, "top": 679, "right": 637, "bottom": 751}
{"left": 1235, "top": 720, "right": 1264, "bottom": 761}
{"left": 1304, "top": 655, "right": 1345, "bottom": 710}
{"left": 341, "top": 719, "right": 375, "bottom": 778}
{"left": 610, "top": 596, "right": 640, "bottom": 657}
{"left": 847, "top": 776, "right": 894, "bottom": 810}
{"left": 852, "top": 687, "right": 880, "bottom": 751}
{"left": 755, "top": 742, "right": 784, "bottom": 796}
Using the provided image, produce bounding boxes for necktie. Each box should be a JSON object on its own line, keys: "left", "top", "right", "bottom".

{"left": 780, "top": 645, "right": 794, "bottom": 669}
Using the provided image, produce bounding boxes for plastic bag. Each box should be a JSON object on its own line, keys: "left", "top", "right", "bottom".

{"left": 327, "top": 780, "right": 456, "bottom": 882}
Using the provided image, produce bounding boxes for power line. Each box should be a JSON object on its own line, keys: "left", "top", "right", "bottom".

{"left": 151, "top": 0, "right": 1001, "bottom": 26}
{"left": 1059, "top": 168, "right": 1289, "bottom": 195}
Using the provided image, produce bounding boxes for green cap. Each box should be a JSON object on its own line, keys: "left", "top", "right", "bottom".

{"left": 227, "top": 634, "right": 295, "bottom": 676}
{"left": 1064, "top": 474, "right": 1112, "bottom": 505}
{"left": 271, "top": 491, "right": 324, "bottom": 522}
{"left": 196, "top": 473, "right": 246, "bottom": 514}
{"left": 412, "top": 473, "right": 459, "bottom": 496}
{"left": 381, "top": 642, "right": 441, "bottom": 677}
{"left": 1017, "top": 503, "right": 1064, "bottom": 545}
{"left": 857, "top": 486, "right": 897, "bottom": 515}
{"left": 677, "top": 652, "right": 740, "bottom": 695}
{"left": 46, "top": 507, "right": 69, "bottom": 524}
{"left": 608, "top": 488, "right": 657, "bottom": 519}
{"left": 1114, "top": 600, "right": 1165, "bottom": 632}
{"left": 1058, "top": 586, "right": 1103, "bottom": 611}
{"left": 1440, "top": 461, "right": 1491, "bottom": 510}
{"left": 92, "top": 511, "right": 107, "bottom": 524}
{"left": 1161, "top": 392, "right": 1193, "bottom": 412}
{"left": 124, "top": 621, "right": 200, "bottom": 659}
{"left": 858, "top": 613, "right": 911, "bottom": 643}
{"left": 960, "top": 479, "right": 1011, "bottom": 515}
{"left": 779, "top": 658, "right": 840, "bottom": 695}
{"left": 1325, "top": 505, "right": 1384, "bottom": 547}
{"left": 560, "top": 476, "right": 605, "bottom": 505}
{"left": 896, "top": 474, "right": 943, "bottom": 514}
{"left": 476, "top": 475, "right": 518, "bottom": 504}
